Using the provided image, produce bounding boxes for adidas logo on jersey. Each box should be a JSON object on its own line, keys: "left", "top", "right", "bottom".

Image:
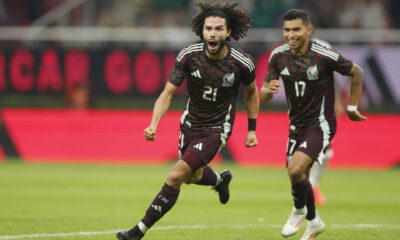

{"left": 299, "top": 141, "right": 307, "bottom": 149}
{"left": 193, "top": 143, "right": 203, "bottom": 151}
{"left": 280, "top": 67, "right": 290, "bottom": 76}
{"left": 151, "top": 205, "right": 162, "bottom": 213}
{"left": 191, "top": 70, "right": 201, "bottom": 78}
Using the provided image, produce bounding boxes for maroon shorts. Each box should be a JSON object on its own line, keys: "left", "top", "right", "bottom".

{"left": 286, "top": 124, "right": 336, "bottom": 166}
{"left": 178, "top": 130, "right": 224, "bottom": 171}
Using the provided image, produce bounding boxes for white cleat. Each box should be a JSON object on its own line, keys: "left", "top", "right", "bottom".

{"left": 281, "top": 206, "right": 307, "bottom": 237}
{"left": 300, "top": 212, "right": 326, "bottom": 240}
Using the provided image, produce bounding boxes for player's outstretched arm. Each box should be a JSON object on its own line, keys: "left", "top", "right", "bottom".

{"left": 260, "top": 80, "right": 281, "bottom": 102}
{"left": 244, "top": 80, "right": 259, "bottom": 148}
{"left": 144, "top": 82, "right": 178, "bottom": 141}
{"left": 346, "top": 63, "right": 367, "bottom": 121}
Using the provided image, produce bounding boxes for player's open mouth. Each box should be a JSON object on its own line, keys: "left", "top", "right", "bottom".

{"left": 208, "top": 41, "right": 219, "bottom": 50}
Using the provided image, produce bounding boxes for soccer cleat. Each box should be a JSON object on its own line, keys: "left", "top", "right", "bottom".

{"left": 116, "top": 225, "right": 144, "bottom": 240}
{"left": 281, "top": 206, "right": 307, "bottom": 237}
{"left": 312, "top": 186, "right": 326, "bottom": 205}
{"left": 213, "top": 170, "right": 232, "bottom": 204}
{"left": 300, "top": 213, "right": 326, "bottom": 240}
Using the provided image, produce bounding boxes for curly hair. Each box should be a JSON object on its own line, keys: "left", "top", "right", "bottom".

{"left": 191, "top": 1, "right": 252, "bottom": 41}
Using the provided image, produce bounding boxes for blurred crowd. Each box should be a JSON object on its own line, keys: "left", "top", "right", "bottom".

{"left": 0, "top": 0, "right": 399, "bottom": 29}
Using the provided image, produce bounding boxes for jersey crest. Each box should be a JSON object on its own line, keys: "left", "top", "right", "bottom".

{"left": 307, "top": 65, "right": 319, "bottom": 80}
{"left": 222, "top": 73, "right": 235, "bottom": 87}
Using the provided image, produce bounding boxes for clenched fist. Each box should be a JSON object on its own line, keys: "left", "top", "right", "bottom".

{"left": 245, "top": 131, "right": 258, "bottom": 148}
{"left": 144, "top": 125, "right": 157, "bottom": 141}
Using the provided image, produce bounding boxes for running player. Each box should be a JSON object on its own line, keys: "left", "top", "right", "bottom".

{"left": 117, "top": 2, "right": 259, "bottom": 240}
{"left": 260, "top": 9, "right": 367, "bottom": 240}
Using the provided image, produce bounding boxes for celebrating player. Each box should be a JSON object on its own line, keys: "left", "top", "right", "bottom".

{"left": 260, "top": 9, "right": 367, "bottom": 240}
{"left": 117, "top": 2, "right": 259, "bottom": 240}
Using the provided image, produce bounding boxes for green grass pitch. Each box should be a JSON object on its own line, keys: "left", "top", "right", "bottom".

{"left": 0, "top": 161, "right": 399, "bottom": 240}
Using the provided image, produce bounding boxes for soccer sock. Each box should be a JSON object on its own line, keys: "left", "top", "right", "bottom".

{"left": 305, "top": 180, "right": 316, "bottom": 220}
{"left": 141, "top": 183, "right": 180, "bottom": 228}
{"left": 291, "top": 178, "right": 309, "bottom": 209}
{"left": 195, "top": 165, "right": 219, "bottom": 186}
{"left": 138, "top": 221, "right": 148, "bottom": 233}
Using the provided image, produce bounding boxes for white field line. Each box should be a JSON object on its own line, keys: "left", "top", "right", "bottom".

{"left": 0, "top": 224, "right": 399, "bottom": 239}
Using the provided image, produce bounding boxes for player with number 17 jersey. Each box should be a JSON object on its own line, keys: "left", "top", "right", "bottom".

{"left": 265, "top": 41, "right": 353, "bottom": 132}
{"left": 169, "top": 42, "right": 256, "bottom": 136}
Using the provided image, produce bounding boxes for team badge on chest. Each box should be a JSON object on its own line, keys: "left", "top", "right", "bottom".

{"left": 222, "top": 73, "right": 235, "bottom": 87}
{"left": 307, "top": 65, "right": 318, "bottom": 80}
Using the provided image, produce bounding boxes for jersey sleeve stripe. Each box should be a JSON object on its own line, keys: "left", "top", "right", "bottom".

{"left": 313, "top": 39, "right": 332, "bottom": 49}
{"left": 231, "top": 51, "right": 254, "bottom": 72}
{"left": 311, "top": 44, "right": 338, "bottom": 59}
{"left": 231, "top": 49, "right": 255, "bottom": 71}
{"left": 311, "top": 47, "right": 338, "bottom": 61}
{"left": 231, "top": 48, "right": 255, "bottom": 69}
{"left": 269, "top": 44, "right": 290, "bottom": 61}
{"left": 311, "top": 47, "right": 339, "bottom": 61}
{"left": 177, "top": 43, "right": 203, "bottom": 62}
{"left": 311, "top": 44, "right": 339, "bottom": 61}
{"left": 177, "top": 43, "right": 203, "bottom": 59}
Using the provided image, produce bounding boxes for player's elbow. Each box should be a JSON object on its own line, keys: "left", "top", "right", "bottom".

{"left": 349, "top": 63, "right": 363, "bottom": 77}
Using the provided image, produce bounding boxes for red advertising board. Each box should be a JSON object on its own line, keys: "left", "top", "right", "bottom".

{"left": 1, "top": 109, "right": 399, "bottom": 169}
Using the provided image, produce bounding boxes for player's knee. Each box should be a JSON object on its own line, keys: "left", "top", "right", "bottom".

{"left": 288, "top": 166, "right": 304, "bottom": 182}
{"left": 166, "top": 170, "right": 188, "bottom": 188}
{"left": 166, "top": 159, "right": 193, "bottom": 187}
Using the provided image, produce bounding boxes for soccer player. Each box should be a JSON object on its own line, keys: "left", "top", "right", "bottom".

{"left": 116, "top": 2, "right": 259, "bottom": 240}
{"left": 260, "top": 9, "right": 367, "bottom": 240}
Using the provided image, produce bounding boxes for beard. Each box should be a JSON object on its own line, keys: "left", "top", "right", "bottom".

{"left": 205, "top": 38, "right": 226, "bottom": 56}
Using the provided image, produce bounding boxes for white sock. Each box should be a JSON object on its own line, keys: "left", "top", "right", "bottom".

{"left": 138, "top": 221, "right": 148, "bottom": 233}
{"left": 214, "top": 170, "right": 222, "bottom": 186}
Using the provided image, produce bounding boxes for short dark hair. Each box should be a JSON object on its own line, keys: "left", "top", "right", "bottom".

{"left": 282, "top": 9, "right": 311, "bottom": 26}
{"left": 191, "top": 1, "right": 252, "bottom": 41}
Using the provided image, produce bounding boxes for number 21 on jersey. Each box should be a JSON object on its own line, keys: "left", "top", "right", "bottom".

{"left": 203, "top": 85, "right": 217, "bottom": 101}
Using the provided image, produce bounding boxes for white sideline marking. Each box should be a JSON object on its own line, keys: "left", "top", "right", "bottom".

{"left": 1, "top": 224, "right": 399, "bottom": 239}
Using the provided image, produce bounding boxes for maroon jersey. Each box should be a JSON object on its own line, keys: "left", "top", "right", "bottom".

{"left": 265, "top": 40, "right": 353, "bottom": 131}
{"left": 169, "top": 42, "right": 255, "bottom": 138}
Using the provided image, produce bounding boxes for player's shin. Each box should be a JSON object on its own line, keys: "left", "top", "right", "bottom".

{"left": 291, "top": 179, "right": 309, "bottom": 209}
{"left": 305, "top": 180, "right": 316, "bottom": 220}
{"left": 140, "top": 183, "right": 180, "bottom": 229}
